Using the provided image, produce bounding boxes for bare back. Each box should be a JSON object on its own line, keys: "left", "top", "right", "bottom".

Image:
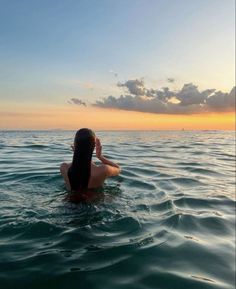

{"left": 60, "top": 162, "right": 107, "bottom": 191}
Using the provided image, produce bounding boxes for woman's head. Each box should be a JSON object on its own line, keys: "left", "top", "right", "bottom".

{"left": 68, "top": 128, "right": 96, "bottom": 192}
{"left": 73, "top": 128, "right": 96, "bottom": 152}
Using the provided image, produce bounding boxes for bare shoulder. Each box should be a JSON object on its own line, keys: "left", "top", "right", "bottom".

{"left": 60, "top": 162, "right": 71, "bottom": 173}
{"left": 60, "top": 162, "right": 71, "bottom": 191}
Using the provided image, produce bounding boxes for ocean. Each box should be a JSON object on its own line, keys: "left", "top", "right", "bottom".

{"left": 0, "top": 130, "right": 235, "bottom": 289}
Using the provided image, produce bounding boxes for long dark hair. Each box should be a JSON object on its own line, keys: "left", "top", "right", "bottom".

{"left": 68, "top": 128, "right": 95, "bottom": 192}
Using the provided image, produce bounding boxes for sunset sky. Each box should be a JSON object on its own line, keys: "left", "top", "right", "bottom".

{"left": 0, "top": 0, "right": 235, "bottom": 130}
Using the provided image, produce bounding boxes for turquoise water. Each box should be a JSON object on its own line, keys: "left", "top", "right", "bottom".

{"left": 0, "top": 130, "right": 235, "bottom": 289}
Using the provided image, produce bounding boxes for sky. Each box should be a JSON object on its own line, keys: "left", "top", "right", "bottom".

{"left": 0, "top": 0, "right": 235, "bottom": 130}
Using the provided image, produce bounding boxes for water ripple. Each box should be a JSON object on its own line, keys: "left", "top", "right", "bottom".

{"left": 0, "top": 130, "right": 235, "bottom": 289}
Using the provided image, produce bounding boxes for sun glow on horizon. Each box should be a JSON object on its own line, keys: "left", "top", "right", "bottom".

{"left": 0, "top": 104, "right": 235, "bottom": 131}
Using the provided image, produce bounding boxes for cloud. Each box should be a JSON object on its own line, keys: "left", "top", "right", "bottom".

{"left": 205, "top": 86, "right": 235, "bottom": 111}
{"left": 93, "top": 79, "right": 235, "bottom": 114}
{"left": 68, "top": 98, "right": 87, "bottom": 106}
{"left": 146, "top": 86, "right": 175, "bottom": 100}
{"left": 176, "top": 83, "right": 215, "bottom": 106}
{"left": 117, "top": 79, "right": 146, "bottom": 96}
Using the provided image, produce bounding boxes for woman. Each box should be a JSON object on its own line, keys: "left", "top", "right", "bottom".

{"left": 60, "top": 128, "right": 120, "bottom": 196}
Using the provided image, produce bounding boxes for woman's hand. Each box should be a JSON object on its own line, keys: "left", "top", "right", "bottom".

{"left": 96, "top": 138, "right": 102, "bottom": 159}
{"left": 95, "top": 137, "right": 120, "bottom": 175}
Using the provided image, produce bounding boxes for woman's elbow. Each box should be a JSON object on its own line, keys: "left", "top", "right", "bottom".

{"left": 117, "top": 165, "right": 121, "bottom": 174}
{"left": 105, "top": 165, "right": 121, "bottom": 177}
{"left": 114, "top": 165, "right": 121, "bottom": 176}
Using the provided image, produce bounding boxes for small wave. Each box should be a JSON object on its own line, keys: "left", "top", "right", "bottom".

{"left": 17, "top": 221, "right": 64, "bottom": 239}
{"left": 0, "top": 172, "right": 61, "bottom": 184}
{"left": 181, "top": 167, "right": 224, "bottom": 176}
{"left": 163, "top": 212, "right": 235, "bottom": 239}
{"left": 124, "top": 178, "right": 156, "bottom": 190}
{"left": 170, "top": 177, "right": 204, "bottom": 187}
{"left": 171, "top": 145, "right": 191, "bottom": 149}
{"left": 4, "top": 144, "right": 49, "bottom": 149}
{"left": 128, "top": 167, "right": 159, "bottom": 176}
{"left": 176, "top": 161, "right": 204, "bottom": 167}
{"left": 174, "top": 196, "right": 235, "bottom": 213}
{"left": 100, "top": 216, "right": 142, "bottom": 236}
{"left": 150, "top": 199, "right": 175, "bottom": 213}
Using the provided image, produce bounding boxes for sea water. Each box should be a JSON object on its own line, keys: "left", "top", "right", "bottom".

{"left": 0, "top": 130, "right": 235, "bottom": 289}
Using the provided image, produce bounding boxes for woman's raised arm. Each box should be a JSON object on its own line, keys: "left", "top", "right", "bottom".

{"left": 96, "top": 138, "right": 121, "bottom": 176}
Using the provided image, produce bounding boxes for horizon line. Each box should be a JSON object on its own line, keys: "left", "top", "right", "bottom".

{"left": 0, "top": 129, "right": 235, "bottom": 132}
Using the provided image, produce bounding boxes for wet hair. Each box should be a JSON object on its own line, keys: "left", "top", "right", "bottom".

{"left": 68, "top": 128, "right": 95, "bottom": 192}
